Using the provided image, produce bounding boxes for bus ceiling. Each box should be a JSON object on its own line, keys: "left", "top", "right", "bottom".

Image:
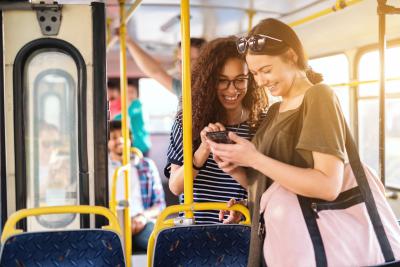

{"left": 102, "top": 0, "right": 400, "bottom": 78}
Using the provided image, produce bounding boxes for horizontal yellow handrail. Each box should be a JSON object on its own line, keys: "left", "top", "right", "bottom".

{"left": 109, "top": 164, "right": 130, "bottom": 216}
{"left": 289, "top": 0, "right": 363, "bottom": 27}
{"left": 155, "top": 202, "right": 251, "bottom": 231}
{"left": 147, "top": 202, "right": 251, "bottom": 267}
{"left": 329, "top": 76, "right": 400, "bottom": 88}
{"left": 1, "top": 205, "right": 122, "bottom": 243}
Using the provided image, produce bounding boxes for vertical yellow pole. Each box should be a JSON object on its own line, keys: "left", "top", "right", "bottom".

{"left": 119, "top": 0, "right": 132, "bottom": 266}
{"left": 106, "top": 17, "right": 112, "bottom": 46}
{"left": 247, "top": 10, "right": 255, "bottom": 32}
{"left": 180, "top": 0, "right": 194, "bottom": 218}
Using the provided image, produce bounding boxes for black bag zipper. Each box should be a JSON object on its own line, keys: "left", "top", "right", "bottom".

{"left": 311, "top": 192, "right": 364, "bottom": 219}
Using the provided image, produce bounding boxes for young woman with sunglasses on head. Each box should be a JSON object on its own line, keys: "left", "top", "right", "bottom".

{"left": 209, "top": 18, "right": 400, "bottom": 266}
{"left": 164, "top": 36, "right": 268, "bottom": 224}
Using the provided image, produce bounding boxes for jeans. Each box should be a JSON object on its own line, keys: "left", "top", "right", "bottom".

{"left": 133, "top": 221, "right": 154, "bottom": 252}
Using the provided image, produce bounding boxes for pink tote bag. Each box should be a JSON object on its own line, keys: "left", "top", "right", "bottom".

{"left": 260, "top": 163, "right": 400, "bottom": 267}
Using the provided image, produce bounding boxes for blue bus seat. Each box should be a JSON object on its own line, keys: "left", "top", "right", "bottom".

{"left": 0, "top": 229, "right": 125, "bottom": 267}
{"left": 0, "top": 206, "right": 125, "bottom": 267}
{"left": 152, "top": 224, "right": 250, "bottom": 267}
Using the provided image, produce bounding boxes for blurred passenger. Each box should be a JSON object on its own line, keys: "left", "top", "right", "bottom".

{"left": 164, "top": 36, "right": 268, "bottom": 224}
{"left": 125, "top": 35, "right": 206, "bottom": 96}
{"left": 107, "top": 78, "right": 121, "bottom": 119}
{"left": 108, "top": 120, "right": 165, "bottom": 251}
{"left": 114, "top": 78, "right": 151, "bottom": 157}
{"left": 38, "top": 122, "right": 62, "bottom": 199}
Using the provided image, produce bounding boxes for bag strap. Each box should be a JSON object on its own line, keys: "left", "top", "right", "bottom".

{"left": 293, "top": 101, "right": 394, "bottom": 265}
{"left": 344, "top": 122, "right": 395, "bottom": 262}
{"left": 293, "top": 102, "right": 329, "bottom": 267}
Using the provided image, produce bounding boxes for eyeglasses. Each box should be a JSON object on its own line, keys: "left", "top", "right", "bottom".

{"left": 218, "top": 77, "right": 248, "bottom": 91}
{"left": 236, "top": 34, "right": 283, "bottom": 54}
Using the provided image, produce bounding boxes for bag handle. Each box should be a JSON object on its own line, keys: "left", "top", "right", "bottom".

{"left": 293, "top": 99, "right": 395, "bottom": 265}
{"left": 344, "top": 122, "right": 395, "bottom": 262}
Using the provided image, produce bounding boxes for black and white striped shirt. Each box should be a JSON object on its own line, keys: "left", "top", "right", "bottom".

{"left": 164, "top": 115, "right": 259, "bottom": 224}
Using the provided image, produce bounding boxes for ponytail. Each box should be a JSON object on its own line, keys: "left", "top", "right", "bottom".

{"left": 305, "top": 66, "right": 323, "bottom": 84}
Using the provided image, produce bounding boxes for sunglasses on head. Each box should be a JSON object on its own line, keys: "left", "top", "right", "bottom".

{"left": 236, "top": 34, "right": 283, "bottom": 54}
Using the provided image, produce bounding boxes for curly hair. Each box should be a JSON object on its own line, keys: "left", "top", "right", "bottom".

{"left": 179, "top": 36, "right": 268, "bottom": 148}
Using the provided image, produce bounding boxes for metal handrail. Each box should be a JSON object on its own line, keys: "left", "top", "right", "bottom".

{"left": 1, "top": 206, "right": 122, "bottom": 243}
{"left": 180, "top": 0, "right": 194, "bottom": 218}
{"left": 118, "top": 0, "right": 132, "bottom": 265}
{"left": 109, "top": 164, "right": 130, "bottom": 216}
{"left": 146, "top": 202, "right": 251, "bottom": 267}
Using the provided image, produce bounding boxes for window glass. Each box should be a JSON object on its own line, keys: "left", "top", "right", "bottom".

{"left": 358, "top": 46, "right": 400, "bottom": 188}
{"left": 309, "top": 54, "right": 350, "bottom": 123}
{"left": 24, "top": 50, "right": 78, "bottom": 228}
{"left": 359, "top": 47, "right": 400, "bottom": 97}
{"left": 139, "top": 78, "right": 179, "bottom": 134}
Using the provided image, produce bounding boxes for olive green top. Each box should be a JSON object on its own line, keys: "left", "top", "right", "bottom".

{"left": 247, "top": 84, "right": 347, "bottom": 267}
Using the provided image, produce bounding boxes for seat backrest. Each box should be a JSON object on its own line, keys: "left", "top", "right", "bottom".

{"left": 0, "top": 229, "right": 125, "bottom": 267}
{"left": 152, "top": 224, "right": 250, "bottom": 267}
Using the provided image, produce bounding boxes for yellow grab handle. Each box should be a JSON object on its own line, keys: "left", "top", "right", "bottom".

{"left": 1, "top": 205, "right": 121, "bottom": 243}
{"left": 147, "top": 202, "right": 251, "bottom": 267}
{"left": 154, "top": 202, "right": 251, "bottom": 232}
{"left": 130, "top": 147, "right": 143, "bottom": 159}
{"left": 109, "top": 164, "right": 131, "bottom": 215}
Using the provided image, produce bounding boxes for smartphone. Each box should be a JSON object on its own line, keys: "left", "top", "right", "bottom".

{"left": 206, "top": 131, "right": 233, "bottom": 144}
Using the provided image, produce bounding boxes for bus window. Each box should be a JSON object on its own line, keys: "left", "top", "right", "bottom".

{"left": 309, "top": 54, "right": 350, "bottom": 123}
{"left": 24, "top": 51, "right": 79, "bottom": 228}
{"left": 139, "top": 78, "right": 178, "bottom": 133}
{"left": 358, "top": 47, "right": 400, "bottom": 188}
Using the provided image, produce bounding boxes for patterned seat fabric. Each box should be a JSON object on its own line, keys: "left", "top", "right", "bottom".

{"left": 0, "top": 229, "right": 125, "bottom": 267}
{"left": 153, "top": 224, "right": 250, "bottom": 267}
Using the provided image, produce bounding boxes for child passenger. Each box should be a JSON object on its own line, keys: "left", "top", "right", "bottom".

{"left": 164, "top": 36, "right": 268, "bottom": 224}
{"left": 108, "top": 120, "right": 165, "bottom": 251}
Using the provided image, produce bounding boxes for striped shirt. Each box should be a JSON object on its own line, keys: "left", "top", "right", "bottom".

{"left": 164, "top": 115, "right": 259, "bottom": 224}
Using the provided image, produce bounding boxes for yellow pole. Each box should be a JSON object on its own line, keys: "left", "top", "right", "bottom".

{"left": 125, "top": 0, "right": 143, "bottom": 23}
{"left": 247, "top": 9, "right": 255, "bottom": 32}
{"left": 107, "top": 0, "right": 142, "bottom": 49}
{"left": 109, "top": 164, "right": 131, "bottom": 216}
{"left": 119, "top": 0, "right": 132, "bottom": 266}
{"left": 106, "top": 17, "right": 112, "bottom": 46}
{"left": 289, "top": 0, "right": 363, "bottom": 27}
{"left": 180, "top": 0, "right": 194, "bottom": 218}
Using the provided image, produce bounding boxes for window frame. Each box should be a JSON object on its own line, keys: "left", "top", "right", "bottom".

{"left": 13, "top": 38, "right": 89, "bottom": 229}
{"left": 354, "top": 40, "right": 400, "bottom": 189}
{"left": 32, "top": 68, "right": 78, "bottom": 228}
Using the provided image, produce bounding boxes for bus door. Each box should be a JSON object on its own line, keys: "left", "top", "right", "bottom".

{"left": 0, "top": 1, "right": 108, "bottom": 231}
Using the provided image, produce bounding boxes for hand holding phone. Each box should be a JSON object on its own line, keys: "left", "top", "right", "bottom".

{"left": 206, "top": 131, "right": 234, "bottom": 144}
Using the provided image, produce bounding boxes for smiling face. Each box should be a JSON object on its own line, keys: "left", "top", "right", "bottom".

{"left": 246, "top": 52, "right": 298, "bottom": 98}
{"left": 108, "top": 129, "right": 131, "bottom": 161}
{"left": 216, "top": 57, "right": 248, "bottom": 112}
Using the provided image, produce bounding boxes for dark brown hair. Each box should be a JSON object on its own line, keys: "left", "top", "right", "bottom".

{"left": 178, "top": 37, "right": 207, "bottom": 50}
{"left": 248, "top": 18, "right": 323, "bottom": 84}
{"left": 109, "top": 120, "right": 132, "bottom": 142}
{"left": 180, "top": 36, "right": 267, "bottom": 148}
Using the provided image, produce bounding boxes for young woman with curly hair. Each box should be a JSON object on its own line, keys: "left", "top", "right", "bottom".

{"left": 164, "top": 36, "right": 268, "bottom": 224}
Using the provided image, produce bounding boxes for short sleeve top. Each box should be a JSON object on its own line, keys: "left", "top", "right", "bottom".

{"left": 253, "top": 83, "right": 346, "bottom": 170}
{"left": 164, "top": 115, "right": 256, "bottom": 224}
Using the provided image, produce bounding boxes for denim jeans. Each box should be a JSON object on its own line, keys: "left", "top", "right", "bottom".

{"left": 133, "top": 221, "right": 154, "bottom": 252}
